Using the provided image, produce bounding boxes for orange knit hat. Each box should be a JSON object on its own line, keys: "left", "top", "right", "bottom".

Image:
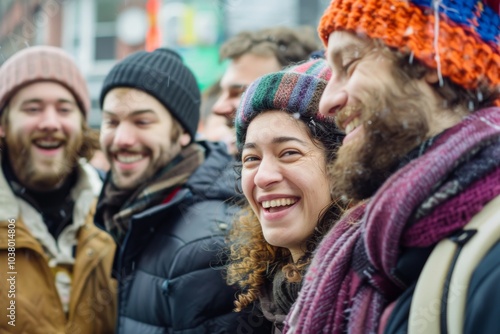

{"left": 0, "top": 46, "right": 90, "bottom": 117}
{"left": 318, "top": 0, "right": 500, "bottom": 95}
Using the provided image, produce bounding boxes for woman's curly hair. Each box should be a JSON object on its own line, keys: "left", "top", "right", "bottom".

{"left": 227, "top": 113, "right": 346, "bottom": 312}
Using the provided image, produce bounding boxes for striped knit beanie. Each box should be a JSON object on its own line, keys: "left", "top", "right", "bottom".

{"left": 319, "top": 0, "right": 500, "bottom": 100}
{"left": 235, "top": 58, "right": 333, "bottom": 150}
{"left": 100, "top": 48, "right": 200, "bottom": 141}
{"left": 0, "top": 46, "right": 90, "bottom": 117}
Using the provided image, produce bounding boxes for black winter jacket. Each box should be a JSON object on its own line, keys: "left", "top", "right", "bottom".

{"left": 95, "top": 141, "right": 263, "bottom": 334}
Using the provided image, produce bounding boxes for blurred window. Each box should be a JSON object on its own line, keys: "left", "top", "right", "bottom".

{"left": 95, "top": 36, "right": 115, "bottom": 60}
{"left": 94, "top": 0, "right": 118, "bottom": 61}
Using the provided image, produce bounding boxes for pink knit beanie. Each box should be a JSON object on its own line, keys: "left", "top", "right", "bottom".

{"left": 0, "top": 46, "right": 90, "bottom": 118}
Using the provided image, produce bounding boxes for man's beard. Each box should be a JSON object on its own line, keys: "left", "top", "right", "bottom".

{"left": 329, "top": 86, "right": 430, "bottom": 202}
{"left": 108, "top": 140, "right": 182, "bottom": 191}
{"left": 3, "top": 130, "right": 83, "bottom": 190}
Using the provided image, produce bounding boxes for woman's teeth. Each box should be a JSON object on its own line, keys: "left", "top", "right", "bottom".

{"left": 262, "top": 198, "right": 297, "bottom": 208}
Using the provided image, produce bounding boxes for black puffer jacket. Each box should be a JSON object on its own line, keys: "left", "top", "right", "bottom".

{"left": 95, "top": 141, "right": 265, "bottom": 334}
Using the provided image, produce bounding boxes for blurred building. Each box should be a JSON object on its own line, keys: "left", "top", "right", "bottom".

{"left": 0, "top": 0, "right": 327, "bottom": 128}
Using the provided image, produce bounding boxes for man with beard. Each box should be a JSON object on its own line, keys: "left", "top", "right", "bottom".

{"left": 212, "top": 26, "right": 320, "bottom": 154}
{"left": 0, "top": 46, "right": 116, "bottom": 333}
{"left": 285, "top": 0, "right": 500, "bottom": 333}
{"left": 94, "top": 48, "right": 267, "bottom": 333}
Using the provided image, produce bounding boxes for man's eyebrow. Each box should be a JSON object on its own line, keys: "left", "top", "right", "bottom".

{"left": 102, "top": 109, "right": 157, "bottom": 117}
{"left": 328, "top": 44, "right": 364, "bottom": 63}
{"left": 20, "top": 99, "right": 43, "bottom": 105}
{"left": 21, "top": 98, "right": 75, "bottom": 105}
{"left": 56, "top": 99, "right": 76, "bottom": 104}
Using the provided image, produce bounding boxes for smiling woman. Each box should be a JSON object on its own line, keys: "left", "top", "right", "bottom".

{"left": 226, "top": 59, "right": 345, "bottom": 333}
{"left": 241, "top": 111, "right": 331, "bottom": 261}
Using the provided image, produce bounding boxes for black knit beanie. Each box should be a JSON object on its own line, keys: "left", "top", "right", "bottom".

{"left": 100, "top": 48, "right": 200, "bottom": 140}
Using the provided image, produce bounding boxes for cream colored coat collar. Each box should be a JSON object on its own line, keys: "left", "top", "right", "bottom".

{"left": 0, "top": 157, "right": 102, "bottom": 264}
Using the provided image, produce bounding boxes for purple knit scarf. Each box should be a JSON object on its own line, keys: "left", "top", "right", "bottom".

{"left": 285, "top": 107, "right": 500, "bottom": 334}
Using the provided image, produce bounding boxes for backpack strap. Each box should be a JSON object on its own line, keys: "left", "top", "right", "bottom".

{"left": 408, "top": 194, "right": 500, "bottom": 334}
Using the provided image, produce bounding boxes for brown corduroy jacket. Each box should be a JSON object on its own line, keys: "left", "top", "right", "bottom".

{"left": 0, "top": 161, "right": 116, "bottom": 334}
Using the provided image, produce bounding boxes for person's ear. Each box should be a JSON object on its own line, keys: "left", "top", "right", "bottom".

{"left": 0, "top": 106, "right": 9, "bottom": 138}
{"left": 179, "top": 132, "right": 191, "bottom": 146}
{"left": 424, "top": 70, "right": 440, "bottom": 85}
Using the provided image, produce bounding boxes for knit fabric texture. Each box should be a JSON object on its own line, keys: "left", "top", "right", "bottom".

{"left": 235, "top": 58, "right": 332, "bottom": 150}
{"left": 318, "top": 0, "right": 500, "bottom": 97}
{"left": 100, "top": 48, "right": 201, "bottom": 140}
{"left": 0, "top": 46, "right": 90, "bottom": 117}
{"left": 284, "top": 107, "right": 500, "bottom": 334}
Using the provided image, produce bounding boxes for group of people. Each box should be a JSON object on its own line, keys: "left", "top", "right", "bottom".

{"left": 0, "top": 0, "right": 499, "bottom": 333}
